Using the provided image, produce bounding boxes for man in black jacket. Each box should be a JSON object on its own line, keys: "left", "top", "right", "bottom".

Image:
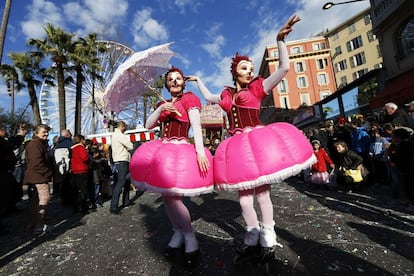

{"left": 383, "top": 102, "right": 411, "bottom": 128}
{"left": 54, "top": 129, "right": 73, "bottom": 204}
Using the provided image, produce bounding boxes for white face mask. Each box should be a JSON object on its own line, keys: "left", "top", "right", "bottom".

{"left": 166, "top": 71, "right": 184, "bottom": 91}
{"left": 236, "top": 60, "right": 254, "bottom": 78}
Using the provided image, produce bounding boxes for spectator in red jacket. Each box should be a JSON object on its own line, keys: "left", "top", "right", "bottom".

{"left": 70, "top": 134, "right": 90, "bottom": 214}
{"left": 310, "top": 140, "right": 335, "bottom": 187}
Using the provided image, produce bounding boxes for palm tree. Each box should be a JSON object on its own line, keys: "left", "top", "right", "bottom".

{"left": 0, "top": 51, "right": 52, "bottom": 125}
{"left": 28, "top": 23, "right": 75, "bottom": 131}
{"left": 0, "top": 0, "right": 12, "bottom": 65}
{"left": 68, "top": 34, "right": 105, "bottom": 134}
{"left": 0, "top": 61, "right": 19, "bottom": 120}
{"left": 142, "top": 76, "right": 164, "bottom": 126}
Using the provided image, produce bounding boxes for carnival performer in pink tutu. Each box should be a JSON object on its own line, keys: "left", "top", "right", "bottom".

{"left": 129, "top": 67, "right": 214, "bottom": 266}
{"left": 186, "top": 15, "right": 315, "bottom": 261}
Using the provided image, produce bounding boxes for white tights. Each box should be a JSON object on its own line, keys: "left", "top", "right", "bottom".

{"left": 239, "top": 184, "right": 273, "bottom": 229}
{"left": 163, "top": 195, "right": 198, "bottom": 252}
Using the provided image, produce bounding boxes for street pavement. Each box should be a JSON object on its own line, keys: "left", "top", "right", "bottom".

{"left": 0, "top": 177, "right": 413, "bottom": 276}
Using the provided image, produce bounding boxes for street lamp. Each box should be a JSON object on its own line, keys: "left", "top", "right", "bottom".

{"left": 323, "top": 0, "right": 367, "bottom": 10}
{"left": 6, "top": 79, "right": 15, "bottom": 120}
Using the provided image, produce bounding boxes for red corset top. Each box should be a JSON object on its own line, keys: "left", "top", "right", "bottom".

{"left": 161, "top": 119, "right": 190, "bottom": 139}
{"left": 226, "top": 105, "right": 262, "bottom": 135}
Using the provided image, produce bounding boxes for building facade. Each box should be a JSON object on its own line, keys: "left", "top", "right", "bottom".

{"left": 259, "top": 8, "right": 384, "bottom": 125}
{"left": 322, "top": 8, "right": 383, "bottom": 89}
{"left": 259, "top": 36, "right": 337, "bottom": 123}
{"left": 369, "top": 0, "right": 414, "bottom": 109}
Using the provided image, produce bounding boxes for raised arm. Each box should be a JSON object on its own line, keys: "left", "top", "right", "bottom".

{"left": 262, "top": 40, "right": 289, "bottom": 94}
{"left": 263, "top": 15, "right": 301, "bottom": 94}
{"left": 185, "top": 76, "right": 221, "bottom": 104}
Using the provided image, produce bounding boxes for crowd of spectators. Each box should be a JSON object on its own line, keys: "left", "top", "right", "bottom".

{"left": 0, "top": 123, "right": 115, "bottom": 235}
{"left": 303, "top": 101, "right": 414, "bottom": 211}
{"left": 46, "top": 129, "right": 115, "bottom": 216}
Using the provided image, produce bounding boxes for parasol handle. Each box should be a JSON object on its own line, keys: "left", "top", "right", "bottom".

{"left": 128, "top": 68, "right": 182, "bottom": 117}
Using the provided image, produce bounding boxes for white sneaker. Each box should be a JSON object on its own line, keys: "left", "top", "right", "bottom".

{"left": 260, "top": 222, "right": 283, "bottom": 248}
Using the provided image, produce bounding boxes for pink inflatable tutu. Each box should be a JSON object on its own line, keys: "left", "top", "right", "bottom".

{"left": 129, "top": 139, "right": 214, "bottom": 196}
{"left": 214, "top": 122, "right": 316, "bottom": 191}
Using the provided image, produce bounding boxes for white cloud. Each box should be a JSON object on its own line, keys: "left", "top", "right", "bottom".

{"left": 174, "top": 53, "right": 191, "bottom": 70}
{"left": 20, "top": 0, "right": 129, "bottom": 41}
{"left": 173, "top": 0, "right": 202, "bottom": 14}
{"left": 21, "top": 0, "right": 65, "bottom": 39}
{"left": 5, "top": 23, "right": 18, "bottom": 44}
{"left": 201, "top": 23, "right": 226, "bottom": 59}
{"left": 131, "top": 8, "right": 169, "bottom": 49}
{"left": 202, "top": 35, "right": 225, "bottom": 59}
{"left": 187, "top": 56, "right": 233, "bottom": 94}
{"left": 209, "top": 57, "right": 233, "bottom": 89}
{"left": 174, "top": 0, "right": 192, "bottom": 9}
{"left": 83, "top": 0, "right": 128, "bottom": 20}
{"left": 63, "top": 0, "right": 128, "bottom": 39}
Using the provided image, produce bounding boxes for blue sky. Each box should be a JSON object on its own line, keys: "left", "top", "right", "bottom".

{"left": 0, "top": 0, "right": 370, "bottom": 114}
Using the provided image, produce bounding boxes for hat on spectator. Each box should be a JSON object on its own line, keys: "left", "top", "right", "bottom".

{"left": 350, "top": 113, "right": 364, "bottom": 125}
{"left": 311, "top": 140, "right": 321, "bottom": 145}
{"left": 337, "top": 116, "right": 347, "bottom": 125}
{"left": 404, "top": 100, "right": 414, "bottom": 106}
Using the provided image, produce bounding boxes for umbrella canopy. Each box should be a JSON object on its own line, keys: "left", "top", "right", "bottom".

{"left": 103, "top": 42, "right": 175, "bottom": 113}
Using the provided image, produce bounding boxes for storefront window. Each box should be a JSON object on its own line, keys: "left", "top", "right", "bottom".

{"left": 398, "top": 17, "right": 414, "bottom": 59}
{"left": 342, "top": 87, "right": 359, "bottom": 113}
{"left": 322, "top": 98, "right": 339, "bottom": 119}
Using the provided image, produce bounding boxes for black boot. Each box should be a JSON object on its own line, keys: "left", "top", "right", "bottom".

{"left": 260, "top": 246, "right": 275, "bottom": 261}
{"left": 81, "top": 200, "right": 89, "bottom": 214}
{"left": 163, "top": 245, "right": 183, "bottom": 261}
{"left": 183, "top": 249, "right": 199, "bottom": 268}
{"left": 182, "top": 231, "right": 199, "bottom": 267}
{"left": 164, "top": 230, "right": 184, "bottom": 261}
{"left": 234, "top": 244, "right": 261, "bottom": 264}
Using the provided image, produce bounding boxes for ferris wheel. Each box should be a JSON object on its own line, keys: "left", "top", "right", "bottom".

{"left": 39, "top": 40, "right": 146, "bottom": 135}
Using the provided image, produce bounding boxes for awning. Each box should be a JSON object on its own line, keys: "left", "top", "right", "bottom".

{"left": 369, "top": 68, "right": 414, "bottom": 109}
{"left": 88, "top": 129, "right": 155, "bottom": 145}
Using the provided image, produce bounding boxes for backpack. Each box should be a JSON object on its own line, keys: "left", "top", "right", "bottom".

{"left": 54, "top": 148, "right": 71, "bottom": 175}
